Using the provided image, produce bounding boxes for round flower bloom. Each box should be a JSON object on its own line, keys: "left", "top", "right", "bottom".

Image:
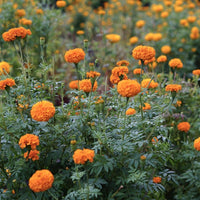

{"left": 140, "top": 155, "right": 146, "bottom": 160}
{"left": 112, "top": 66, "right": 129, "bottom": 77}
{"left": 136, "top": 20, "right": 145, "bottom": 28}
{"left": 76, "top": 30, "right": 84, "bottom": 35}
{"left": 176, "top": 100, "right": 182, "bottom": 107}
{"left": 79, "top": 79, "right": 97, "bottom": 93}
{"left": 132, "top": 45, "right": 156, "bottom": 61}
{"left": 31, "top": 101, "right": 56, "bottom": 122}
{"left": 98, "top": 9, "right": 106, "bottom": 15}
{"left": 69, "top": 80, "right": 79, "bottom": 89}
{"left": 73, "top": 148, "right": 95, "bottom": 164}
{"left": 116, "top": 60, "right": 130, "bottom": 67}
{"left": 126, "top": 108, "right": 136, "bottom": 115}
{"left": 190, "top": 27, "right": 199, "bottom": 39}
{"left": 169, "top": 58, "right": 183, "bottom": 69}
{"left": 144, "top": 57, "right": 156, "bottom": 65}
{"left": 194, "top": 137, "right": 200, "bottom": 151}
{"left": 19, "top": 18, "right": 32, "bottom": 26}
{"left": 19, "top": 134, "right": 39, "bottom": 150}
{"left": 161, "top": 45, "right": 171, "bottom": 54}
{"left": 192, "top": 69, "right": 200, "bottom": 76}
{"left": 143, "top": 103, "right": 151, "bottom": 110}
{"left": 152, "top": 4, "right": 163, "bottom": 12}
{"left": 157, "top": 55, "right": 167, "bottom": 63}
{"left": 15, "top": 9, "right": 26, "bottom": 17}
{"left": 86, "top": 71, "right": 101, "bottom": 78}
{"left": 29, "top": 169, "right": 54, "bottom": 192}
{"left": 0, "top": 61, "right": 10, "bottom": 75}
{"left": 129, "top": 36, "right": 138, "bottom": 44}
{"left": 165, "top": 84, "right": 182, "bottom": 92}
{"left": 177, "top": 122, "right": 190, "bottom": 133}
{"left": 64, "top": 48, "right": 85, "bottom": 63}
{"left": 153, "top": 33, "right": 162, "bottom": 41}
{"left": 141, "top": 79, "right": 159, "bottom": 89}
{"left": 145, "top": 33, "right": 154, "bottom": 41}
{"left": 36, "top": 9, "right": 44, "bottom": 15}
{"left": 110, "top": 73, "right": 128, "bottom": 84}
{"left": 117, "top": 80, "right": 141, "bottom": 97}
{"left": 24, "top": 150, "right": 40, "bottom": 161}
{"left": 133, "top": 68, "right": 144, "bottom": 75}
{"left": 0, "top": 78, "right": 15, "bottom": 90}
{"left": 161, "top": 11, "right": 169, "bottom": 18}
{"left": 56, "top": 0, "right": 66, "bottom": 7}
{"left": 105, "top": 34, "right": 121, "bottom": 43}
{"left": 2, "top": 27, "right": 32, "bottom": 42}
{"left": 153, "top": 177, "right": 162, "bottom": 183}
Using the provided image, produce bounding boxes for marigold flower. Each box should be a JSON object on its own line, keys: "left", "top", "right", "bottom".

{"left": 0, "top": 78, "right": 15, "bottom": 90}
{"left": 157, "top": 55, "right": 167, "bottom": 63}
{"left": 161, "top": 11, "right": 169, "bottom": 18}
{"left": 86, "top": 71, "right": 101, "bottom": 78}
{"left": 133, "top": 68, "right": 143, "bottom": 75}
{"left": 140, "top": 155, "right": 146, "bottom": 160}
{"left": 70, "top": 140, "right": 77, "bottom": 145}
{"left": 141, "top": 79, "right": 158, "bottom": 89}
{"left": 2, "top": 27, "right": 32, "bottom": 42}
{"left": 24, "top": 150, "right": 40, "bottom": 161}
{"left": 161, "top": 45, "right": 171, "bottom": 54}
{"left": 129, "top": 36, "right": 138, "bottom": 44}
{"left": 19, "top": 18, "right": 32, "bottom": 26}
{"left": 143, "top": 103, "right": 151, "bottom": 110}
{"left": 151, "top": 137, "right": 158, "bottom": 144}
{"left": 169, "top": 58, "right": 183, "bottom": 69}
{"left": 73, "top": 148, "right": 95, "bottom": 164}
{"left": 152, "top": 4, "right": 163, "bottom": 12}
{"left": 132, "top": 45, "right": 156, "bottom": 61}
{"left": 31, "top": 101, "right": 56, "bottom": 122}
{"left": 76, "top": 30, "right": 84, "bottom": 35}
{"left": 112, "top": 66, "right": 129, "bottom": 77}
{"left": 19, "top": 134, "right": 39, "bottom": 150}
{"left": 110, "top": 74, "right": 128, "bottom": 84}
{"left": 69, "top": 80, "right": 79, "bottom": 89}
{"left": 153, "top": 177, "right": 162, "bottom": 183}
{"left": 64, "top": 48, "right": 85, "bottom": 63}
{"left": 56, "top": 0, "right": 66, "bottom": 7}
{"left": 187, "top": 16, "right": 196, "bottom": 23}
{"left": 136, "top": 20, "right": 145, "bottom": 28}
{"left": 165, "top": 84, "right": 182, "bottom": 92}
{"left": 98, "top": 9, "right": 106, "bottom": 15}
{"left": 145, "top": 33, "right": 154, "bottom": 41}
{"left": 15, "top": 9, "right": 26, "bottom": 17}
{"left": 0, "top": 61, "right": 10, "bottom": 75}
{"left": 105, "top": 34, "right": 121, "bottom": 43}
{"left": 194, "top": 137, "right": 200, "bottom": 151}
{"left": 36, "top": 9, "right": 44, "bottom": 14}
{"left": 176, "top": 100, "right": 182, "bottom": 107}
{"left": 177, "top": 122, "right": 190, "bottom": 133}
{"left": 126, "top": 108, "right": 136, "bottom": 115}
{"left": 144, "top": 57, "right": 156, "bottom": 65}
{"left": 153, "top": 33, "right": 162, "bottom": 41}
{"left": 116, "top": 60, "right": 130, "bottom": 67}
{"left": 79, "top": 79, "right": 97, "bottom": 93}
{"left": 190, "top": 27, "right": 199, "bottom": 39}
{"left": 29, "top": 169, "right": 54, "bottom": 192}
{"left": 117, "top": 80, "right": 141, "bottom": 97}
{"left": 192, "top": 69, "right": 200, "bottom": 76}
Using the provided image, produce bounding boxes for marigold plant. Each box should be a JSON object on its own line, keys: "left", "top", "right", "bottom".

{"left": 64, "top": 48, "right": 85, "bottom": 63}
{"left": 73, "top": 148, "right": 95, "bottom": 164}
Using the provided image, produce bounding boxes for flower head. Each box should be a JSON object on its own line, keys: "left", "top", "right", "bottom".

{"left": 192, "top": 69, "right": 200, "bottom": 76}
{"left": 165, "top": 84, "right": 182, "bottom": 92}
{"left": 19, "top": 134, "right": 39, "bottom": 150}
{"left": 86, "top": 71, "right": 101, "bottom": 78}
{"left": 15, "top": 9, "right": 26, "bottom": 17}
{"left": 126, "top": 108, "right": 136, "bottom": 115}
{"left": 69, "top": 80, "right": 79, "bottom": 89}
{"left": 141, "top": 79, "right": 158, "bottom": 89}
{"left": 177, "top": 122, "right": 190, "bottom": 133}
{"left": 0, "top": 78, "right": 15, "bottom": 90}
{"left": 136, "top": 20, "right": 145, "bottom": 28}
{"left": 194, "top": 137, "right": 200, "bottom": 151}
{"left": 29, "top": 169, "right": 54, "bottom": 192}
{"left": 0, "top": 61, "right": 10, "bottom": 75}
{"left": 116, "top": 60, "right": 130, "bottom": 67}
{"left": 117, "top": 80, "right": 141, "bottom": 97}
{"left": 153, "top": 177, "right": 162, "bottom": 183}
{"left": 133, "top": 68, "right": 144, "bottom": 75}
{"left": 157, "top": 55, "right": 167, "bottom": 63}
{"left": 64, "top": 48, "right": 85, "bottom": 63}
{"left": 161, "top": 45, "right": 171, "bottom": 54}
{"left": 31, "top": 101, "right": 56, "bottom": 122}
{"left": 56, "top": 0, "right": 66, "bottom": 7}
{"left": 105, "top": 34, "right": 121, "bottom": 43}
{"left": 132, "top": 45, "right": 156, "bottom": 61}
{"left": 169, "top": 58, "right": 183, "bottom": 69}
{"left": 79, "top": 79, "right": 97, "bottom": 93}
{"left": 73, "top": 148, "right": 95, "bottom": 164}
{"left": 143, "top": 103, "right": 151, "bottom": 110}
{"left": 129, "top": 36, "right": 138, "bottom": 44}
{"left": 24, "top": 150, "right": 40, "bottom": 161}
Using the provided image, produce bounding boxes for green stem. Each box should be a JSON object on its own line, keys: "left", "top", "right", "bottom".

{"left": 140, "top": 94, "right": 144, "bottom": 120}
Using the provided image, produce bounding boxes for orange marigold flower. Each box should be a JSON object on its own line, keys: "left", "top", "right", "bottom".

{"left": 176, "top": 100, "right": 182, "bottom": 107}
{"left": 56, "top": 0, "right": 66, "bottom": 7}
{"left": 73, "top": 148, "right": 95, "bottom": 164}
{"left": 161, "top": 45, "right": 171, "bottom": 54}
{"left": 70, "top": 140, "right": 77, "bottom": 145}
{"left": 153, "top": 33, "right": 162, "bottom": 41}
{"left": 110, "top": 73, "right": 128, "bottom": 84}
{"left": 132, "top": 45, "right": 156, "bottom": 61}
{"left": 157, "top": 55, "right": 167, "bottom": 63}
{"left": 153, "top": 177, "right": 162, "bottom": 183}
{"left": 141, "top": 79, "right": 158, "bottom": 89}
{"left": 161, "top": 11, "right": 169, "bottom": 18}
{"left": 145, "top": 33, "right": 154, "bottom": 41}
{"left": 152, "top": 4, "right": 163, "bottom": 12}
{"left": 136, "top": 20, "right": 145, "bottom": 28}
{"left": 15, "top": 9, "right": 26, "bottom": 17}
{"left": 129, "top": 36, "right": 138, "bottom": 44}
{"left": 64, "top": 48, "right": 85, "bottom": 63}
{"left": 140, "top": 155, "right": 146, "bottom": 160}
{"left": 105, "top": 34, "right": 121, "bottom": 43}
{"left": 29, "top": 169, "right": 54, "bottom": 192}
{"left": 24, "top": 150, "right": 40, "bottom": 161}
{"left": 76, "top": 30, "right": 84, "bottom": 35}
{"left": 86, "top": 71, "right": 101, "bottom": 78}
{"left": 36, "top": 9, "right": 44, "bottom": 14}
{"left": 194, "top": 137, "right": 200, "bottom": 151}
{"left": 69, "top": 80, "right": 79, "bottom": 89}
{"left": 112, "top": 66, "right": 129, "bottom": 77}
{"left": 19, "top": 18, "right": 32, "bottom": 26}
{"left": 126, "top": 108, "right": 136, "bottom": 115}
{"left": 19, "top": 134, "right": 39, "bottom": 150}
{"left": 133, "top": 68, "right": 144, "bottom": 75}
{"left": 192, "top": 69, "right": 200, "bottom": 76}
{"left": 0, "top": 61, "right": 10, "bottom": 75}
{"left": 79, "top": 79, "right": 97, "bottom": 93}
{"left": 116, "top": 60, "right": 130, "bottom": 67}
{"left": 169, "top": 58, "right": 183, "bottom": 69}
{"left": 177, "top": 122, "right": 190, "bottom": 133}
{"left": 143, "top": 103, "right": 151, "bottom": 110}
{"left": 144, "top": 57, "right": 156, "bottom": 65}
{"left": 31, "top": 101, "right": 56, "bottom": 122}
{"left": 0, "top": 78, "right": 15, "bottom": 90}
{"left": 117, "top": 80, "right": 141, "bottom": 97}
{"left": 165, "top": 84, "right": 182, "bottom": 92}
{"left": 2, "top": 27, "right": 32, "bottom": 42}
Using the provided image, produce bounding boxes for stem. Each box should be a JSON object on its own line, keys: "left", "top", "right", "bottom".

{"left": 48, "top": 190, "right": 58, "bottom": 200}
{"left": 75, "top": 63, "right": 81, "bottom": 80}
{"left": 140, "top": 94, "right": 144, "bottom": 120}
